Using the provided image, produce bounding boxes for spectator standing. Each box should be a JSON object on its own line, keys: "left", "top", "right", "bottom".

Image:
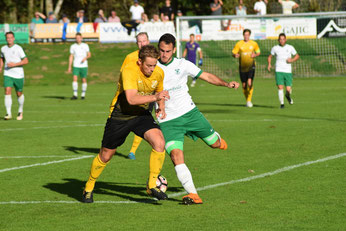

{"left": 108, "top": 10, "right": 120, "bottom": 22}
{"left": 177, "top": 9, "right": 183, "bottom": 17}
{"left": 75, "top": 10, "right": 88, "bottom": 23}
{"left": 151, "top": 14, "right": 161, "bottom": 22}
{"left": 210, "top": 0, "right": 223, "bottom": 15}
{"left": 46, "top": 12, "right": 58, "bottom": 23}
{"left": 59, "top": 14, "right": 70, "bottom": 23}
{"left": 278, "top": 0, "right": 299, "bottom": 14}
{"left": 160, "top": 0, "right": 175, "bottom": 22}
{"left": 31, "top": 12, "right": 46, "bottom": 24}
{"left": 130, "top": 0, "right": 144, "bottom": 22}
{"left": 94, "top": 9, "right": 107, "bottom": 23}
{"left": 236, "top": 0, "right": 247, "bottom": 16}
{"left": 254, "top": 0, "right": 268, "bottom": 15}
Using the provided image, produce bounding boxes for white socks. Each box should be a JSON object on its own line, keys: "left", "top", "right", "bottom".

{"left": 72, "top": 81, "right": 78, "bottom": 96}
{"left": 175, "top": 164, "right": 197, "bottom": 194}
{"left": 18, "top": 94, "right": 24, "bottom": 113}
{"left": 278, "top": 89, "right": 284, "bottom": 105}
{"left": 5, "top": 95, "right": 12, "bottom": 115}
{"left": 81, "top": 83, "right": 87, "bottom": 97}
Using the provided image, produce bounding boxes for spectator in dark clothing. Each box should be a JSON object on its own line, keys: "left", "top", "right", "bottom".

{"left": 160, "top": 0, "right": 174, "bottom": 22}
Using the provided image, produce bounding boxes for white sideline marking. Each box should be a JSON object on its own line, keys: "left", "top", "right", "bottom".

{"left": 0, "top": 155, "right": 91, "bottom": 159}
{"left": 0, "top": 152, "right": 345, "bottom": 205}
{"left": 0, "top": 155, "right": 93, "bottom": 173}
{"left": 0, "top": 124, "right": 104, "bottom": 132}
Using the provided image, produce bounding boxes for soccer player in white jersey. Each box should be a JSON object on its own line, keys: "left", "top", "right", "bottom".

{"left": 268, "top": 33, "right": 299, "bottom": 108}
{"left": 67, "top": 33, "right": 91, "bottom": 100}
{"left": 157, "top": 33, "right": 240, "bottom": 205}
{"left": 0, "top": 32, "right": 29, "bottom": 120}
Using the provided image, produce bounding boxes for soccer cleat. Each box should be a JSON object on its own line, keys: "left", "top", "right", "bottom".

{"left": 219, "top": 138, "right": 228, "bottom": 150}
{"left": 82, "top": 190, "right": 94, "bottom": 203}
{"left": 128, "top": 152, "right": 136, "bottom": 160}
{"left": 147, "top": 187, "right": 168, "bottom": 200}
{"left": 280, "top": 104, "right": 285, "bottom": 109}
{"left": 182, "top": 193, "right": 203, "bottom": 205}
{"left": 285, "top": 92, "right": 293, "bottom": 105}
{"left": 70, "top": 95, "right": 78, "bottom": 100}
{"left": 4, "top": 114, "right": 12, "bottom": 120}
{"left": 246, "top": 101, "right": 253, "bottom": 108}
{"left": 81, "top": 96, "right": 85, "bottom": 100}
{"left": 16, "top": 112, "right": 23, "bottom": 121}
{"left": 190, "top": 81, "right": 196, "bottom": 87}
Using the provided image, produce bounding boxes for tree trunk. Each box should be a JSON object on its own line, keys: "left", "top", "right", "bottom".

{"left": 40, "top": 0, "right": 44, "bottom": 12}
{"left": 28, "top": 0, "right": 34, "bottom": 22}
{"left": 54, "top": 0, "right": 64, "bottom": 16}
{"left": 9, "top": 5, "right": 18, "bottom": 23}
{"left": 45, "top": 0, "right": 53, "bottom": 15}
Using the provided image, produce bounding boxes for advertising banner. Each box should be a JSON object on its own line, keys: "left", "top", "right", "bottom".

{"left": 317, "top": 17, "right": 346, "bottom": 38}
{"left": 99, "top": 22, "right": 176, "bottom": 43}
{"left": 0, "top": 24, "right": 29, "bottom": 44}
{"left": 33, "top": 23, "right": 99, "bottom": 42}
{"left": 266, "top": 18, "right": 316, "bottom": 39}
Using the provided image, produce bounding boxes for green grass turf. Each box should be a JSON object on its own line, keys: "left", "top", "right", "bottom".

{"left": 0, "top": 77, "right": 345, "bottom": 230}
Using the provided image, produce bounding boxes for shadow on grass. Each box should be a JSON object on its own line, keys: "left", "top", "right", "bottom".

{"left": 42, "top": 96, "right": 67, "bottom": 100}
{"left": 196, "top": 102, "right": 276, "bottom": 109}
{"left": 63, "top": 146, "right": 129, "bottom": 159}
{"left": 43, "top": 178, "right": 181, "bottom": 203}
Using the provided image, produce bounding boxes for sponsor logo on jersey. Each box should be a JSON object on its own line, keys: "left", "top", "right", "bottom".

{"left": 151, "top": 80, "right": 158, "bottom": 88}
{"left": 175, "top": 69, "right": 180, "bottom": 75}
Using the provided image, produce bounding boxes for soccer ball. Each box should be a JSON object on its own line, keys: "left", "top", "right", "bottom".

{"left": 156, "top": 175, "right": 168, "bottom": 193}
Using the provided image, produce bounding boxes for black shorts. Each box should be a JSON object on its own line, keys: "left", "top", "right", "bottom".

{"left": 239, "top": 68, "right": 255, "bottom": 83}
{"left": 101, "top": 113, "right": 160, "bottom": 149}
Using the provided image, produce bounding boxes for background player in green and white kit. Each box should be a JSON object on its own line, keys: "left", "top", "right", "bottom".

{"left": 267, "top": 33, "right": 299, "bottom": 108}
{"left": 67, "top": 33, "right": 91, "bottom": 100}
{"left": 157, "top": 33, "right": 239, "bottom": 205}
{"left": 0, "top": 31, "right": 29, "bottom": 120}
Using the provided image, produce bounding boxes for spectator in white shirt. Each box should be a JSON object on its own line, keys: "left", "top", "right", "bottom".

{"left": 129, "top": 0, "right": 144, "bottom": 22}
{"left": 278, "top": 0, "right": 299, "bottom": 15}
{"left": 254, "top": 0, "right": 268, "bottom": 15}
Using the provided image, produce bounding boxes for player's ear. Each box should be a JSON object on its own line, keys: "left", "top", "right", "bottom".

{"left": 137, "top": 58, "right": 143, "bottom": 66}
{"left": 173, "top": 47, "right": 177, "bottom": 54}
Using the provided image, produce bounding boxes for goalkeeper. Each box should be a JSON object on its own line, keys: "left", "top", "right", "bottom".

{"left": 183, "top": 33, "right": 203, "bottom": 87}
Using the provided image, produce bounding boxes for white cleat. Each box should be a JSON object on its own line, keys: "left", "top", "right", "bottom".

{"left": 16, "top": 113, "right": 23, "bottom": 121}
{"left": 4, "top": 114, "right": 12, "bottom": 120}
{"left": 246, "top": 101, "right": 253, "bottom": 108}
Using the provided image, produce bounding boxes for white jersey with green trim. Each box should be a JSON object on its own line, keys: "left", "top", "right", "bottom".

{"left": 157, "top": 57, "right": 202, "bottom": 123}
{"left": 70, "top": 42, "right": 90, "bottom": 68}
{"left": 270, "top": 44, "right": 297, "bottom": 73}
{"left": 1, "top": 44, "right": 26, "bottom": 79}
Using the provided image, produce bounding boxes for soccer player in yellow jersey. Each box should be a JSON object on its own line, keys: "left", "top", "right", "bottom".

{"left": 121, "top": 32, "right": 150, "bottom": 160}
{"left": 82, "top": 45, "right": 170, "bottom": 203}
{"left": 232, "top": 29, "right": 260, "bottom": 107}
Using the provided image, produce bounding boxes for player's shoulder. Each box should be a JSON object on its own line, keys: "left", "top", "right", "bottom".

{"left": 154, "top": 65, "right": 164, "bottom": 77}
{"left": 250, "top": 40, "right": 259, "bottom": 46}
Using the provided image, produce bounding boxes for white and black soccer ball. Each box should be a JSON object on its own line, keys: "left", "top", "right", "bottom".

{"left": 156, "top": 175, "right": 168, "bottom": 193}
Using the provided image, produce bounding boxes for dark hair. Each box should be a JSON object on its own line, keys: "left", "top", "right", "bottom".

{"left": 189, "top": 33, "right": 195, "bottom": 37}
{"left": 5, "top": 31, "right": 14, "bottom": 37}
{"left": 158, "top": 33, "right": 176, "bottom": 48}
{"left": 278, "top": 33, "right": 286, "bottom": 39}
{"left": 139, "top": 45, "right": 160, "bottom": 61}
{"left": 76, "top": 32, "right": 82, "bottom": 37}
{"left": 243, "top": 29, "right": 251, "bottom": 35}
{"left": 136, "top": 32, "right": 149, "bottom": 41}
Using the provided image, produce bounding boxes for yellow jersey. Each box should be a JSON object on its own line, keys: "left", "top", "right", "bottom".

{"left": 120, "top": 50, "right": 139, "bottom": 72}
{"left": 232, "top": 40, "right": 260, "bottom": 72}
{"left": 109, "top": 60, "right": 164, "bottom": 120}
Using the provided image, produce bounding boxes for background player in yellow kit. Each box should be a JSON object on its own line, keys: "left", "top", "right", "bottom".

{"left": 121, "top": 32, "right": 150, "bottom": 160}
{"left": 232, "top": 29, "right": 260, "bottom": 107}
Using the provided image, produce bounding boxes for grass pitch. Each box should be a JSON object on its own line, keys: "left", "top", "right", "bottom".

{"left": 0, "top": 76, "right": 345, "bottom": 230}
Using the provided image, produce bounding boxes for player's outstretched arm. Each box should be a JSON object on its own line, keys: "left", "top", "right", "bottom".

{"left": 199, "top": 72, "right": 239, "bottom": 89}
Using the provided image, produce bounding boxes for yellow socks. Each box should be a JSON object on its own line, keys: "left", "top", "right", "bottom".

{"left": 85, "top": 154, "right": 107, "bottom": 192}
{"left": 148, "top": 149, "right": 165, "bottom": 189}
{"left": 130, "top": 135, "right": 143, "bottom": 154}
{"left": 247, "top": 86, "right": 254, "bottom": 102}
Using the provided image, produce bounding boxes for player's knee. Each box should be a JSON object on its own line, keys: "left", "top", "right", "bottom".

{"left": 99, "top": 148, "right": 116, "bottom": 163}
{"left": 152, "top": 138, "right": 165, "bottom": 152}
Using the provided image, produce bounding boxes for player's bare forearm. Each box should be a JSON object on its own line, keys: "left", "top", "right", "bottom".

{"left": 183, "top": 49, "right": 187, "bottom": 58}
{"left": 287, "top": 54, "right": 300, "bottom": 63}
{"left": 156, "top": 100, "right": 167, "bottom": 119}
{"left": 267, "top": 54, "right": 272, "bottom": 71}
{"left": 125, "top": 90, "right": 169, "bottom": 105}
{"left": 199, "top": 72, "right": 228, "bottom": 87}
{"left": 199, "top": 51, "right": 203, "bottom": 59}
{"left": 0, "top": 58, "right": 3, "bottom": 71}
{"left": 68, "top": 55, "right": 73, "bottom": 71}
{"left": 7, "top": 57, "right": 28, "bottom": 67}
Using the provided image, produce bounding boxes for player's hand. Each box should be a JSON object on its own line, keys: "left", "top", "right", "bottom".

{"left": 67, "top": 67, "right": 72, "bottom": 73}
{"left": 234, "top": 54, "right": 240, "bottom": 58}
{"left": 286, "top": 58, "right": 293, "bottom": 63}
{"left": 155, "top": 90, "right": 170, "bottom": 101}
{"left": 227, "top": 81, "right": 239, "bottom": 89}
{"left": 155, "top": 108, "right": 167, "bottom": 119}
{"left": 81, "top": 58, "right": 86, "bottom": 63}
{"left": 198, "top": 58, "right": 203, "bottom": 66}
{"left": 267, "top": 64, "right": 271, "bottom": 72}
{"left": 251, "top": 53, "right": 257, "bottom": 58}
{"left": 7, "top": 62, "right": 15, "bottom": 68}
